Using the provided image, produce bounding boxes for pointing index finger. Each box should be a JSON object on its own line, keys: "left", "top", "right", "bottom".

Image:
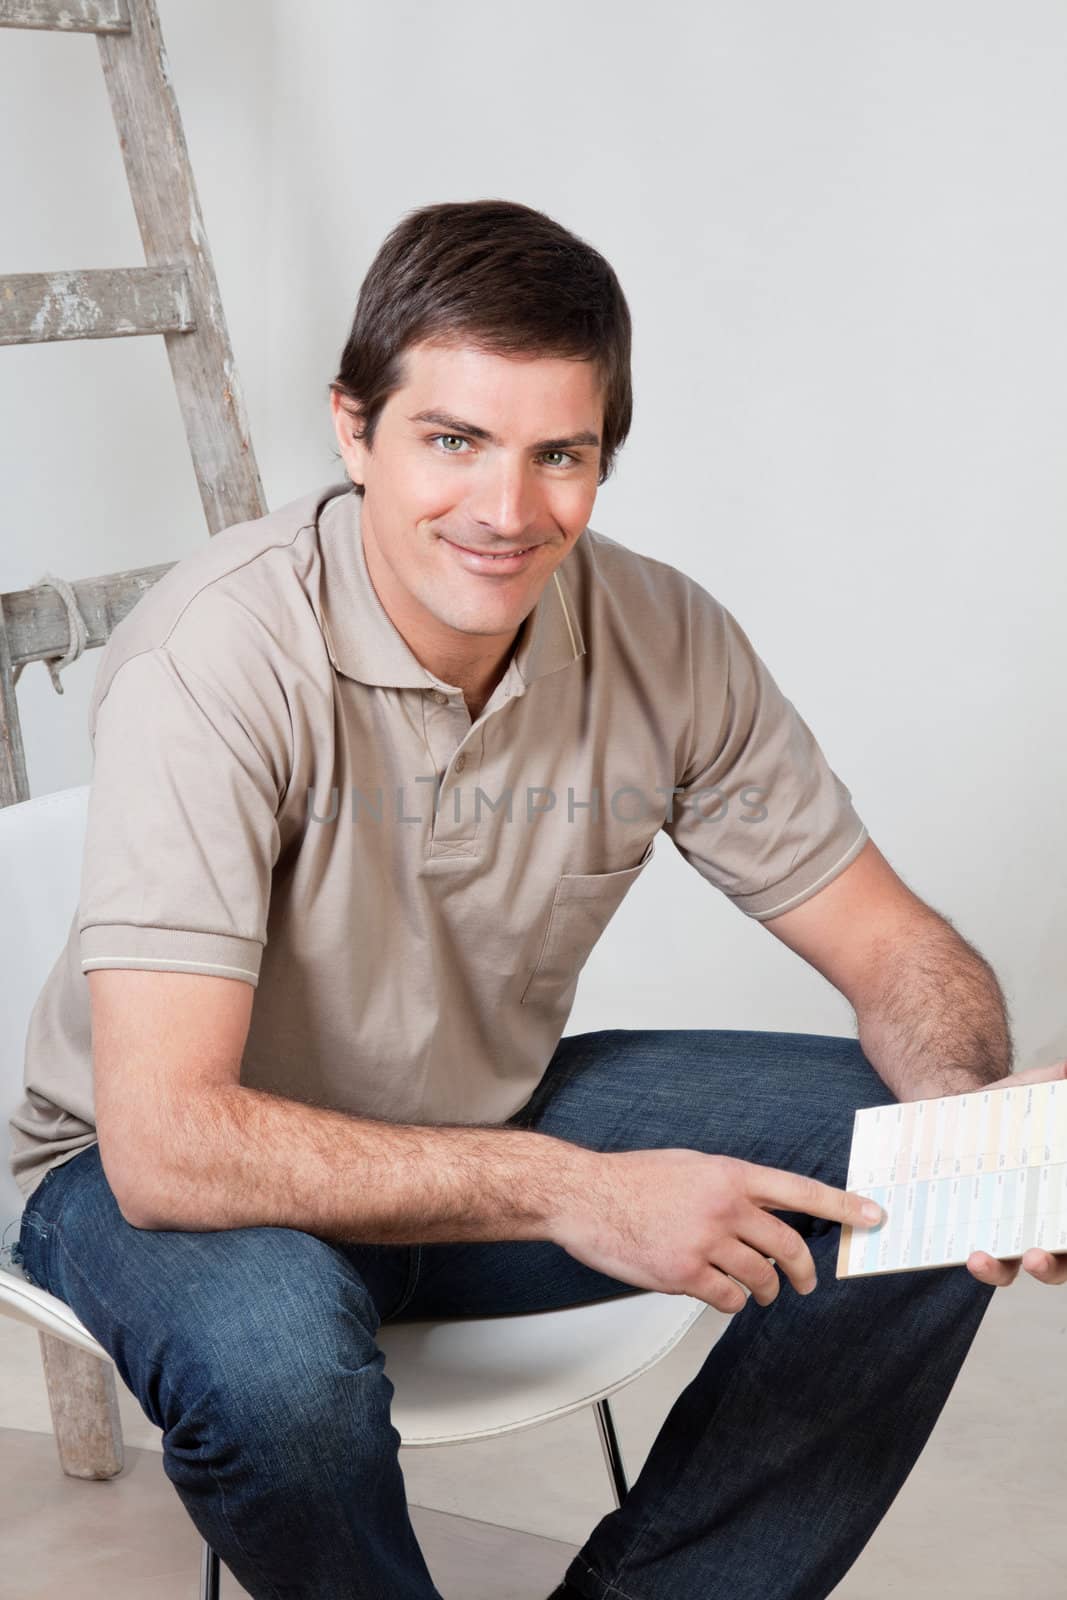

{"left": 804, "top": 1173, "right": 886, "bottom": 1227}
{"left": 761, "top": 1166, "right": 886, "bottom": 1227}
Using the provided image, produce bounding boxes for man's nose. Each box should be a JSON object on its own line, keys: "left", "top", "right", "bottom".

{"left": 468, "top": 457, "right": 541, "bottom": 539}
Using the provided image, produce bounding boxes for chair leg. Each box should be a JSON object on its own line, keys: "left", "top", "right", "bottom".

{"left": 200, "top": 1538, "right": 220, "bottom": 1599}
{"left": 593, "top": 1396, "right": 628, "bottom": 1508}
{"left": 37, "top": 1329, "right": 124, "bottom": 1479}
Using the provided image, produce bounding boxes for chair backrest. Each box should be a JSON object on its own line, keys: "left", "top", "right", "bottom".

{"left": 0, "top": 785, "right": 90, "bottom": 1226}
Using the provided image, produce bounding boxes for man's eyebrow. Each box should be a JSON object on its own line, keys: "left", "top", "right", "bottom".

{"left": 407, "top": 409, "right": 601, "bottom": 452}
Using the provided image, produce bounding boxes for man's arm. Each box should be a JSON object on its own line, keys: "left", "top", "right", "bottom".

{"left": 762, "top": 838, "right": 1013, "bottom": 1101}
{"left": 90, "top": 968, "right": 595, "bottom": 1239}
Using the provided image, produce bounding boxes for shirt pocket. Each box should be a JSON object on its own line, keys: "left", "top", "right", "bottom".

{"left": 520, "top": 836, "right": 657, "bottom": 1006}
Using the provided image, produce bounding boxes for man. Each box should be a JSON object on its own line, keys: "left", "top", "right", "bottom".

{"left": 10, "top": 198, "right": 1065, "bottom": 1600}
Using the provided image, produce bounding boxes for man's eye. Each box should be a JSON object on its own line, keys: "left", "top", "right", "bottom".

{"left": 429, "top": 434, "right": 577, "bottom": 468}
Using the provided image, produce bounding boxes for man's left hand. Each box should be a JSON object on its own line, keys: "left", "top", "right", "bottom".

{"left": 964, "top": 1060, "right": 1067, "bottom": 1288}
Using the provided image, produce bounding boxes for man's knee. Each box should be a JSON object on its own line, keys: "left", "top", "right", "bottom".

{"left": 161, "top": 1301, "right": 390, "bottom": 1459}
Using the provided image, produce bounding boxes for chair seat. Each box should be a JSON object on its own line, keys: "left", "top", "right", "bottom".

{"left": 378, "top": 1293, "right": 710, "bottom": 1446}
{"left": 1, "top": 1245, "right": 710, "bottom": 1447}
{"left": 1, "top": 1254, "right": 112, "bottom": 1360}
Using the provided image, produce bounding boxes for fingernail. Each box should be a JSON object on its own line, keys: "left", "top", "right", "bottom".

{"left": 862, "top": 1202, "right": 884, "bottom": 1223}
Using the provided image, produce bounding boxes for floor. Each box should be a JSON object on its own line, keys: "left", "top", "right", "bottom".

{"left": 1, "top": 1270, "right": 1064, "bottom": 1599}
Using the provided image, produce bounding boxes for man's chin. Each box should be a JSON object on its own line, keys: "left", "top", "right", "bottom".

{"left": 426, "top": 592, "right": 534, "bottom": 640}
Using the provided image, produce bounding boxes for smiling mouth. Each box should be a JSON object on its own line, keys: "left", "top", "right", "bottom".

{"left": 451, "top": 544, "right": 537, "bottom": 556}
{"left": 446, "top": 540, "right": 539, "bottom": 558}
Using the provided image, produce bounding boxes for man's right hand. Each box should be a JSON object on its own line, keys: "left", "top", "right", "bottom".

{"left": 552, "top": 1148, "right": 885, "bottom": 1313}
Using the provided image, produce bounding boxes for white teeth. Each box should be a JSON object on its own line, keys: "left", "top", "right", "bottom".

{"left": 450, "top": 542, "right": 533, "bottom": 559}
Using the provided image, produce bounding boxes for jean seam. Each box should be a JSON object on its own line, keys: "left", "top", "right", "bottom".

{"left": 573, "top": 1555, "right": 642, "bottom": 1599}
{"left": 388, "top": 1244, "right": 422, "bottom": 1319}
{"left": 51, "top": 1222, "right": 174, "bottom": 1365}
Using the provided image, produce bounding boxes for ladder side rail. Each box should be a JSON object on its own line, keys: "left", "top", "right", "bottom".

{"left": 0, "top": 609, "right": 30, "bottom": 806}
{"left": 97, "top": 0, "right": 266, "bottom": 532}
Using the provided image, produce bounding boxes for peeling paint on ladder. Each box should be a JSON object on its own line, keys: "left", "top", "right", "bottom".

{"left": 29, "top": 275, "right": 105, "bottom": 340}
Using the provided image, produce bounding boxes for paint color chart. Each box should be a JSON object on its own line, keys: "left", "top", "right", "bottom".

{"left": 836, "top": 1079, "right": 1067, "bottom": 1278}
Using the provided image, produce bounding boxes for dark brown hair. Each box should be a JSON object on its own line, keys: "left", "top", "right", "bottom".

{"left": 330, "top": 198, "right": 632, "bottom": 494}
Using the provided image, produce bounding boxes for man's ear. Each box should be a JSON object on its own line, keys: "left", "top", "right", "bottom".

{"left": 329, "top": 388, "right": 368, "bottom": 485}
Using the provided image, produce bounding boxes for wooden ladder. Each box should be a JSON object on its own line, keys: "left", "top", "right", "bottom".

{"left": 0, "top": 0, "right": 266, "bottom": 809}
{"left": 0, "top": 0, "right": 264, "bottom": 1570}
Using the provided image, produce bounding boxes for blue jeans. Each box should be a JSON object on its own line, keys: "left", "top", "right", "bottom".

{"left": 13, "top": 1029, "right": 995, "bottom": 1600}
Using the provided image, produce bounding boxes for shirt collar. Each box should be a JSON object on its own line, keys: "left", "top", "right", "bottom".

{"left": 315, "top": 484, "right": 586, "bottom": 692}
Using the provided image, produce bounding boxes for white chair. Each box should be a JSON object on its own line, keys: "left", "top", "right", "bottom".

{"left": 0, "top": 786, "right": 711, "bottom": 1598}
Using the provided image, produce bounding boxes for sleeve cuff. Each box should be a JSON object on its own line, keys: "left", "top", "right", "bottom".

{"left": 729, "top": 823, "right": 870, "bottom": 921}
{"left": 79, "top": 923, "right": 263, "bottom": 986}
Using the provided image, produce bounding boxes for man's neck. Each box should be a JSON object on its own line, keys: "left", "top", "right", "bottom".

{"left": 448, "top": 635, "right": 522, "bottom": 722}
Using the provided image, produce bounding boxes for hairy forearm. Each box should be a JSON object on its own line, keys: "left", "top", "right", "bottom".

{"left": 854, "top": 915, "right": 1013, "bottom": 1102}
{"left": 129, "top": 1082, "right": 597, "bottom": 1244}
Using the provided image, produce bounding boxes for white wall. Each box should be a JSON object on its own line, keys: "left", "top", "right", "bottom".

{"left": 3, "top": 0, "right": 1064, "bottom": 1069}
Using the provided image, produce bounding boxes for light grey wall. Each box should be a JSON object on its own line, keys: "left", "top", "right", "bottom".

{"left": 3, "top": 1, "right": 1064, "bottom": 1070}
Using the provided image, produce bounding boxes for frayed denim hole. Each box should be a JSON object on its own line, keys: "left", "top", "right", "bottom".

{"left": 18, "top": 1211, "right": 51, "bottom": 1245}
{"left": 3, "top": 1234, "right": 43, "bottom": 1289}
{"left": 3, "top": 1211, "right": 52, "bottom": 1288}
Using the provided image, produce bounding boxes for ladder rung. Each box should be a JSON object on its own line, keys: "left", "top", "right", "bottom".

{"left": 0, "top": 267, "right": 193, "bottom": 346}
{"left": 0, "top": 0, "right": 130, "bottom": 32}
{"left": 3, "top": 563, "right": 176, "bottom": 666}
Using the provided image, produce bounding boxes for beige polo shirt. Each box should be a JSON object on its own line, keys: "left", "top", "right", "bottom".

{"left": 8, "top": 481, "right": 868, "bottom": 1204}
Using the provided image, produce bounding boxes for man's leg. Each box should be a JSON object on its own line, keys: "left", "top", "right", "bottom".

{"left": 14, "top": 1141, "right": 443, "bottom": 1600}
{"left": 402, "top": 1028, "right": 997, "bottom": 1600}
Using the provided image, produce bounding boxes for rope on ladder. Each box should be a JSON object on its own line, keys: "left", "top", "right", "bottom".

{"left": 11, "top": 572, "right": 90, "bottom": 696}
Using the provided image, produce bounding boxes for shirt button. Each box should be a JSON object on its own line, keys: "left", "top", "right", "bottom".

{"left": 430, "top": 689, "right": 448, "bottom": 705}
{"left": 454, "top": 753, "right": 467, "bottom": 774}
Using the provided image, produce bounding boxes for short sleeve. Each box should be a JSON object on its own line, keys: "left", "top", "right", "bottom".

{"left": 78, "top": 647, "right": 283, "bottom": 987}
{"left": 662, "top": 591, "right": 868, "bottom": 920}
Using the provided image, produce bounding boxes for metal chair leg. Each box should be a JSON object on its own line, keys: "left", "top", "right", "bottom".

{"left": 593, "top": 1396, "right": 628, "bottom": 1508}
{"left": 200, "top": 1538, "right": 220, "bottom": 1599}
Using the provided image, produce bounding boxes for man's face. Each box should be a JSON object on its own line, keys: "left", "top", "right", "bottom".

{"left": 330, "top": 339, "right": 603, "bottom": 667}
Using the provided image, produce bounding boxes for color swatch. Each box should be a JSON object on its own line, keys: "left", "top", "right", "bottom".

{"left": 836, "top": 1079, "right": 1067, "bottom": 1277}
